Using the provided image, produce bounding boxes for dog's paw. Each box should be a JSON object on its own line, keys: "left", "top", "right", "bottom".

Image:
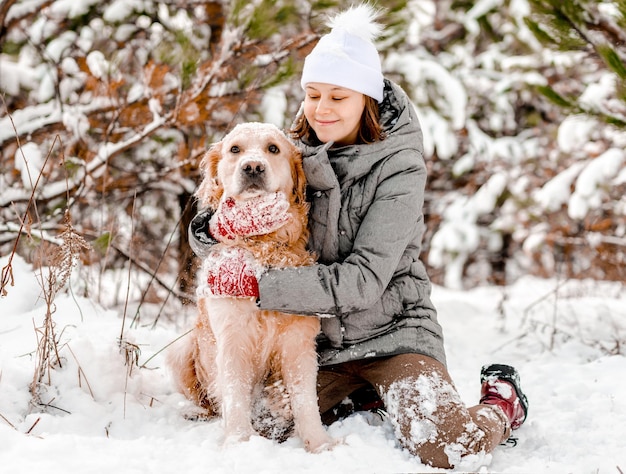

{"left": 304, "top": 435, "right": 342, "bottom": 453}
{"left": 223, "top": 428, "right": 254, "bottom": 447}
{"left": 182, "top": 409, "right": 216, "bottom": 422}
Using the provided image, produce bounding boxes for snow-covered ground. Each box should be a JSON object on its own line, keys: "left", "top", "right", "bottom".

{"left": 1, "top": 254, "right": 625, "bottom": 473}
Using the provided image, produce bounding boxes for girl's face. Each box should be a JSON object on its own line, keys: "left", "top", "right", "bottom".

{"left": 303, "top": 83, "right": 366, "bottom": 146}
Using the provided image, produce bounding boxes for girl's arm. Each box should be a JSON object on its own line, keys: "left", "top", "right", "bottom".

{"left": 258, "top": 152, "right": 426, "bottom": 316}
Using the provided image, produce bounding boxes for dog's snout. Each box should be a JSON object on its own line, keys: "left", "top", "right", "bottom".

{"left": 242, "top": 160, "right": 265, "bottom": 177}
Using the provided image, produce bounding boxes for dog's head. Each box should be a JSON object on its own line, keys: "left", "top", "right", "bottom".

{"left": 196, "top": 123, "right": 306, "bottom": 210}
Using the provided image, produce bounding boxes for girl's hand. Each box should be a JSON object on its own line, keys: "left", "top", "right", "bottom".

{"left": 204, "top": 247, "right": 262, "bottom": 298}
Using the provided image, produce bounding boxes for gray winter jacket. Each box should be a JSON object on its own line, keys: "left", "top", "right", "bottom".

{"left": 258, "top": 80, "right": 446, "bottom": 367}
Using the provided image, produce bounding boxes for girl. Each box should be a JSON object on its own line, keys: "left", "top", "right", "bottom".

{"left": 191, "top": 4, "right": 528, "bottom": 469}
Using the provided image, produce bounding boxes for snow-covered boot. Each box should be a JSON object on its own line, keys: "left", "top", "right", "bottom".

{"left": 480, "top": 364, "right": 528, "bottom": 430}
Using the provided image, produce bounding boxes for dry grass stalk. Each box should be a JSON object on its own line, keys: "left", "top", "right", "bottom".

{"left": 119, "top": 339, "right": 141, "bottom": 418}
{"left": 66, "top": 345, "right": 95, "bottom": 400}
{"left": 30, "top": 209, "right": 90, "bottom": 405}
{"left": 0, "top": 411, "right": 17, "bottom": 430}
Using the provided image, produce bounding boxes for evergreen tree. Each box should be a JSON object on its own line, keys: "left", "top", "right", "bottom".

{"left": 526, "top": 0, "right": 626, "bottom": 125}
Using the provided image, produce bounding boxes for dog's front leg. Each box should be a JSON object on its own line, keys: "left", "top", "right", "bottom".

{"left": 220, "top": 376, "right": 255, "bottom": 443}
{"left": 209, "top": 302, "right": 259, "bottom": 444}
{"left": 278, "top": 322, "right": 335, "bottom": 453}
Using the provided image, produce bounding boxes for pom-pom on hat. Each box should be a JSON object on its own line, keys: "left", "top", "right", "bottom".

{"left": 301, "top": 4, "right": 384, "bottom": 103}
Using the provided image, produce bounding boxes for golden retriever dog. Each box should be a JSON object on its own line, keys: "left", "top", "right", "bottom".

{"left": 168, "top": 123, "right": 333, "bottom": 452}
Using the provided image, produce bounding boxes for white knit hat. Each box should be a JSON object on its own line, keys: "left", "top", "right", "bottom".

{"left": 300, "top": 4, "right": 384, "bottom": 103}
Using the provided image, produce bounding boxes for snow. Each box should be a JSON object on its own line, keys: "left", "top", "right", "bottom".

{"left": 86, "top": 51, "right": 109, "bottom": 79}
{"left": 465, "top": 0, "right": 501, "bottom": 35}
{"left": 388, "top": 53, "right": 468, "bottom": 131}
{"left": 568, "top": 148, "right": 625, "bottom": 220}
{"left": 557, "top": 115, "right": 598, "bottom": 154}
{"left": 0, "top": 55, "right": 38, "bottom": 96}
{"left": 259, "top": 87, "right": 288, "bottom": 128}
{"left": 428, "top": 172, "right": 509, "bottom": 289}
{"left": 49, "top": 0, "right": 100, "bottom": 19}
{"left": 1, "top": 254, "right": 625, "bottom": 473}
{"left": 45, "top": 31, "right": 77, "bottom": 63}
{"left": 0, "top": 102, "right": 62, "bottom": 145}
{"left": 579, "top": 74, "right": 616, "bottom": 112}
{"left": 62, "top": 107, "right": 90, "bottom": 140}
{"left": 534, "top": 162, "right": 586, "bottom": 213}
{"left": 103, "top": 0, "right": 145, "bottom": 23}
{"left": 13, "top": 141, "right": 44, "bottom": 189}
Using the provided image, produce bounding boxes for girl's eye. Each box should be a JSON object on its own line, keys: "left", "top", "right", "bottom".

{"left": 268, "top": 144, "right": 279, "bottom": 154}
{"left": 332, "top": 97, "right": 345, "bottom": 101}
{"left": 230, "top": 145, "right": 240, "bottom": 153}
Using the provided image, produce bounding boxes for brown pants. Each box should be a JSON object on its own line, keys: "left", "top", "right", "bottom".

{"left": 317, "top": 353, "right": 510, "bottom": 469}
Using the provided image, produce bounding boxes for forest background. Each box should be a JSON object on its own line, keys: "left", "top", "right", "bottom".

{"left": 2, "top": 4, "right": 626, "bottom": 472}
{"left": 1, "top": 0, "right": 625, "bottom": 315}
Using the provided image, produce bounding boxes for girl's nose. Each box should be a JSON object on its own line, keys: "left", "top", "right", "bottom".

{"left": 316, "top": 97, "right": 332, "bottom": 114}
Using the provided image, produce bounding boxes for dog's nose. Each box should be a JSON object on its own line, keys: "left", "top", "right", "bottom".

{"left": 241, "top": 160, "right": 265, "bottom": 177}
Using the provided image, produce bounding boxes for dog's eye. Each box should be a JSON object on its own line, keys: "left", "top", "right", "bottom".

{"left": 230, "top": 145, "right": 240, "bottom": 153}
{"left": 268, "top": 144, "right": 279, "bottom": 154}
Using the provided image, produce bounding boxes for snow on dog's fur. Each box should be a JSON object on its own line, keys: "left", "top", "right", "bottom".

{"left": 168, "top": 123, "right": 333, "bottom": 452}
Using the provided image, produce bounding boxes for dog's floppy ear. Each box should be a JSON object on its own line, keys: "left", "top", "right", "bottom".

{"left": 290, "top": 145, "right": 306, "bottom": 205}
{"left": 195, "top": 142, "right": 223, "bottom": 209}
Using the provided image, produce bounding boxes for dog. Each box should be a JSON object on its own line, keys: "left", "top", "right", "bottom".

{"left": 168, "top": 123, "right": 333, "bottom": 452}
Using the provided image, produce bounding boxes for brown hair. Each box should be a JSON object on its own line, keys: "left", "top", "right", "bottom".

{"left": 290, "top": 95, "right": 386, "bottom": 145}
